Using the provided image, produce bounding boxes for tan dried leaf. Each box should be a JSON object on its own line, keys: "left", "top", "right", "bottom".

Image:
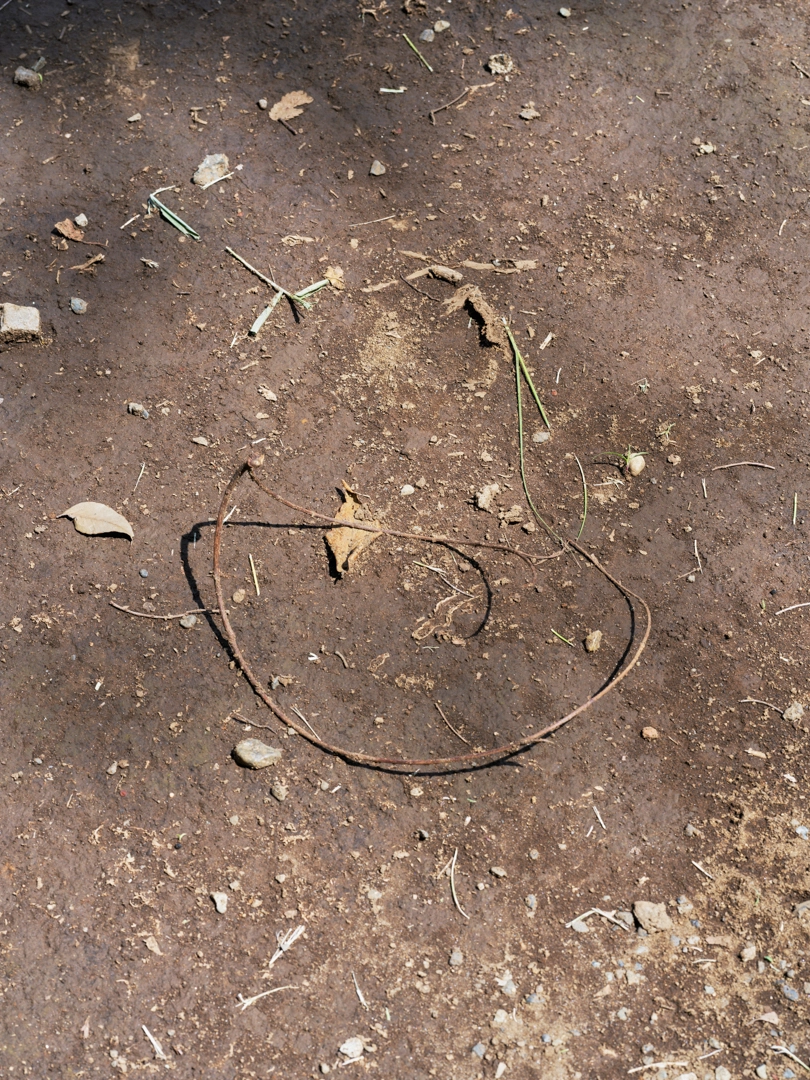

{"left": 54, "top": 218, "right": 84, "bottom": 242}
{"left": 325, "top": 485, "right": 380, "bottom": 576}
{"left": 60, "top": 501, "right": 134, "bottom": 539}
{"left": 324, "top": 265, "right": 345, "bottom": 289}
{"left": 442, "top": 284, "right": 506, "bottom": 347}
{"left": 269, "top": 91, "right": 313, "bottom": 121}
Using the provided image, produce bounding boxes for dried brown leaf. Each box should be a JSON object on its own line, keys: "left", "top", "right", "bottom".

{"left": 60, "top": 501, "right": 134, "bottom": 539}
{"left": 325, "top": 486, "right": 380, "bottom": 576}
{"left": 54, "top": 218, "right": 84, "bottom": 242}
{"left": 269, "top": 91, "right": 313, "bottom": 122}
{"left": 324, "top": 265, "right": 345, "bottom": 289}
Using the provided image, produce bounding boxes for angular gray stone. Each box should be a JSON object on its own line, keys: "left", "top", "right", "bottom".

{"left": 14, "top": 66, "right": 41, "bottom": 88}
{"left": 449, "top": 948, "right": 463, "bottom": 967}
{"left": 192, "top": 153, "right": 230, "bottom": 187}
{"left": 369, "top": 159, "right": 386, "bottom": 176}
{"left": 784, "top": 701, "right": 805, "bottom": 723}
{"left": 419, "top": 28, "right": 435, "bottom": 41}
{"left": 232, "top": 739, "right": 282, "bottom": 770}
{"left": 0, "top": 303, "right": 41, "bottom": 342}
{"left": 70, "top": 297, "right": 88, "bottom": 315}
{"left": 210, "top": 891, "right": 228, "bottom": 913}
{"left": 633, "top": 900, "right": 672, "bottom": 933}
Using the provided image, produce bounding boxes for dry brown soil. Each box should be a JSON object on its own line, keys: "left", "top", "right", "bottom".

{"left": 3, "top": 0, "right": 810, "bottom": 1077}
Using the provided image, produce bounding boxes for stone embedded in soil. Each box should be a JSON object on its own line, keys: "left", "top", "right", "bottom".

{"left": 740, "top": 944, "right": 757, "bottom": 962}
{"left": 490, "top": 866, "right": 506, "bottom": 878}
{"left": 434, "top": 19, "right": 450, "bottom": 32}
{"left": 755, "top": 1067, "right": 768, "bottom": 1080}
{"left": 179, "top": 614, "right": 197, "bottom": 629}
{"left": 476, "top": 483, "right": 500, "bottom": 512}
{"left": 641, "top": 726, "right": 660, "bottom": 740}
{"left": 632, "top": 900, "right": 672, "bottom": 933}
{"left": 75, "top": 213, "right": 88, "bottom": 228}
{"left": 192, "top": 152, "right": 230, "bottom": 186}
{"left": 471, "top": 1043, "right": 486, "bottom": 1059}
{"left": 232, "top": 588, "right": 246, "bottom": 604}
{"left": 271, "top": 781, "right": 288, "bottom": 802}
{"left": 584, "top": 630, "right": 602, "bottom": 653}
{"left": 784, "top": 701, "right": 805, "bottom": 723}
{"left": 400, "top": 484, "right": 415, "bottom": 496}
{"left": 70, "top": 297, "right": 88, "bottom": 314}
{"left": 449, "top": 948, "right": 463, "bottom": 967}
{"left": 211, "top": 891, "right": 228, "bottom": 913}
{"left": 486, "top": 53, "right": 514, "bottom": 75}
{"left": 715, "top": 1068, "right": 731, "bottom": 1080}
{"left": 419, "top": 28, "right": 434, "bottom": 42}
{"left": 339, "top": 1037, "right": 364, "bottom": 1060}
{"left": 232, "top": 739, "right": 282, "bottom": 770}
{"left": 14, "top": 66, "right": 41, "bottom": 88}
{"left": 369, "top": 159, "right": 386, "bottom": 176}
{"left": 0, "top": 302, "right": 41, "bottom": 342}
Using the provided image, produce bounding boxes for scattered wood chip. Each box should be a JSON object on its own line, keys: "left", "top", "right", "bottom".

{"left": 60, "top": 502, "right": 134, "bottom": 540}
{"left": 70, "top": 252, "right": 105, "bottom": 273}
{"left": 325, "top": 485, "right": 381, "bottom": 576}
{"left": 54, "top": 218, "right": 85, "bottom": 242}
{"left": 269, "top": 91, "right": 313, "bottom": 121}
{"left": 360, "top": 279, "right": 397, "bottom": 292}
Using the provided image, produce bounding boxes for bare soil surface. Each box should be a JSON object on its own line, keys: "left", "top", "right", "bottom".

{"left": 3, "top": 1, "right": 810, "bottom": 1077}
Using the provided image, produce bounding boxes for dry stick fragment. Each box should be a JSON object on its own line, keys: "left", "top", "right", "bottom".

{"left": 266, "top": 925, "right": 306, "bottom": 971}
{"left": 211, "top": 455, "right": 651, "bottom": 771}
{"left": 449, "top": 848, "right": 469, "bottom": 919}
{"left": 711, "top": 461, "right": 775, "bottom": 471}
{"left": 740, "top": 697, "right": 785, "bottom": 715}
{"left": 110, "top": 602, "right": 220, "bottom": 620}
{"left": 692, "top": 860, "right": 715, "bottom": 880}
{"left": 236, "top": 985, "right": 298, "bottom": 1013}
{"left": 429, "top": 86, "right": 469, "bottom": 124}
{"left": 775, "top": 601, "right": 810, "bottom": 616}
{"left": 791, "top": 59, "right": 810, "bottom": 79}
{"left": 435, "top": 702, "right": 472, "bottom": 746}
{"left": 771, "top": 1046, "right": 810, "bottom": 1073}
{"left": 348, "top": 213, "right": 397, "bottom": 229}
{"left": 351, "top": 971, "right": 369, "bottom": 1009}
{"left": 627, "top": 1064, "right": 690, "bottom": 1076}
{"left": 141, "top": 1026, "right": 167, "bottom": 1061}
{"left": 564, "top": 908, "right": 628, "bottom": 931}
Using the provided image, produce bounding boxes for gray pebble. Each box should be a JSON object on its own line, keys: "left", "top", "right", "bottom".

{"left": 471, "top": 1042, "right": 486, "bottom": 1059}
{"left": 685, "top": 823, "right": 698, "bottom": 836}
{"left": 271, "top": 781, "right": 288, "bottom": 802}
{"left": 642, "top": 1044, "right": 655, "bottom": 1054}
{"left": 449, "top": 948, "right": 463, "bottom": 967}
{"left": 233, "top": 739, "right": 282, "bottom": 770}
{"left": 541, "top": 1034, "right": 552, "bottom": 1044}
{"left": 139, "top": 569, "right": 149, "bottom": 578}
{"left": 179, "top": 614, "right": 197, "bottom": 629}
{"left": 419, "top": 27, "right": 435, "bottom": 41}
{"left": 258, "top": 98, "right": 268, "bottom": 110}
{"left": 616, "top": 1007, "right": 629, "bottom": 1021}
{"left": 785, "top": 1070, "right": 796, "bottom": 1080}
{"left": 526, "top": 894, "right": 537, "bottom": 911}
{"left": 670, "top": 935, "right": 681, "bottom": 947}
{"left": 369, "top": 159, "right": 386, "bottom": 176}
{"left": 755, "top": 1066, "right": 768, "bottom": 1080}
{"left": 529, "top": 848, "right": 539, "bottom": 860}
{"left": 14, "top": 66, "right": 41, "bottom": 88}
{"left": 417, "top": 829, "right": 430, "bottom": 841}
{"left": 714, "top": 1069, "right": 731, "bottom": 1080}
{"left": 70, "top": 297, "right": 88, "bottom": 314}
{"left": 127, "top": 402, "right": 148, "bottom": 417}
{"left": 525, "top": 993, "right": 540, "bottom": 1004}
{"left": 781, "top": 982, "right": 800, "bottom": 1002}
{"left": 532, "top": 430, "right": 551, "bottom": 443}
{"left": 211, "top": 891, "right": 228, "bottom": 914}
{"left": 490, "top": 866, "right": 507, "bottom": 878}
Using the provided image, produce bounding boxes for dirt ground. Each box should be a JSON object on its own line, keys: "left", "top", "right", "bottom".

{"left": 3, "top": 0, "right": 810, "bottom": 1076}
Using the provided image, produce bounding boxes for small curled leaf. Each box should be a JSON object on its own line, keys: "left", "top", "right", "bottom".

{"left": 60, "top": 502, "right": 134, "bottom": 539}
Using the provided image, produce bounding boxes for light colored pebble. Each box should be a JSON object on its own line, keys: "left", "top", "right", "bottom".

{"left": 179, "top": 614, "right": 197, "bottom": 629}
{"left": 584, "top": 630, "right": 602, "bottom": 653}
{"left": 233, "top": 739, "right": 282, "bottom": 770}
{"left": 211, "top": 891, "right": 228, "bottom": 913}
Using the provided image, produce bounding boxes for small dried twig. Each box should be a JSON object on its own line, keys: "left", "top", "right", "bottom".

{"left": 415, "top": 560, "right": 475, "bottom": 597}
{"left": 593, "top": 806, "right": 606, "bottom": 831}
{"left": 564, "top": 908, "right": 629, "bottom": 931}
{"left": 334, "top": 650, "right": 349, "bottom": 669}
{"left": 627, "top": 1064, "right": 689, "bottom": 1076}
{"left": 771, "top": 1045, "right": 810, "bottom": 1072}
{"left": 694, "top": 539, "right": 702, "bottom": 573}
{"left": 740, "top": 697, "right": 785, "bottom": 715}
{"left": 70, "top": 252, "right": 105, "bottom": 272}
{"left": 711, "top": 461, "right": 775, "bottom": 472}
{"left": 225, "top": 246, "right": 312, "bottom": 309}
{"left": 265, "top": 925, "right": 305, "bottom": 973}
{"left": 351, "top": 971, "right": 369, "bottom": 1009}
{"left": 429, "top": 86, "right": 469, "bottom": 124}
{"left": 348, "top": 213, "right": 397, "bottom": 229}
{"left": 249, "top": 553, "right": 260, "bottom": 596}
{"left": 691, "top": 860, "right": 715, "bottom": 880}
{"left": 236, "top": 985, "right": 297, "bottom": 1012}
{"left": 776, "top": 602, "right": 810, "bottom": 616}
{"left": 435, "top": 702, "right": 472, "bottom": 746}
{"left": 132, "top": 462, "right": 146, "bottom": 493}
{"left": 449, "top": 848, "right": 469, "bottom": 920}
{"left": 110, "top": 602, "right": 219, "bottom": 620}
{"left": 791, "top": 59, "right": 810, "bottom": 79}
{"left": 142, "top": 1025, "right": 167, "bottom": 1061}
{"left": 400, "top": 271, "right": 442, "bottom": 301}
{"left": 291, "top": 706, "right": 320, "bottom": 740}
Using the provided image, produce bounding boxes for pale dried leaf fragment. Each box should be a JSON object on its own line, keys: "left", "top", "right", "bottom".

{"left": 324, "top": 265, "right": 345, "bottom": 289}
{"left": 60, "top": 502, "right": 134, "bottom": 540}
{"left": 143, "top": 935, "right": 163, "bottom": 955}
{"left": 325, "top": 485, "right": 381, "bottom": 576}
{"left": 54, "top": 218, "right": 84, "bottom": 242}
{"left": 269, "top": 91, "right": 313, "bottom": 121}
{"left": 442, "top": 284, "right": 506, "bottom": 347}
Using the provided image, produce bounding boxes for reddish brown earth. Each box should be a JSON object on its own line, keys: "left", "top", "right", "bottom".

{"left": 3, "top": 0, "right": 810, "bottom": 1077}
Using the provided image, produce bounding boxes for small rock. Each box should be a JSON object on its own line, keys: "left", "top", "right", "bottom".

{"left": 232, "top": 588, "right": 246, "bottom": 604}
{"left": 476, "top": 483, "right": 500, "bottom": 512}
{"left": 258, "top": 98, "right": 268, "bottom": 110}
{"left": 616, "top": 910, "right": 634, "bottom": 926}
{"left": 127, "top": 112, "right": 142, "bottom": 122}
{"left": 472, "top": 1042, "right": 486, "bottom": 1059}
{"left": 419, "top": 27, "right": 435, "bottom": 42}
{"left": 520, "top": 102, "right": 542, "bottom": 121}
{"left": 74, "top": 213, "right": 88, "bottom": 228}
{"left": 417, "top": 828, "right": 430, "bottom": 840}
{"left": 14, "top": 66, "right": 41, "bottom": 88}
{"left": 670, "top": 935, "right": 681, "bottom": 947}
{"left": 529, "top": 849, "right": 540, "bottom": 860}
{"left": 191, "top": 435, "right": 210, "bottom": 446}
{"left": 486, "top": 53, "right": 515, "bottom": 75}
{"left": 522, "top": 520, "right": 537, "bottom": 534}
{"left": 434, "top": 19, "right": 450, "bottom": 31}
{"left": 229, "top": 814, "right": 240, "bottom": 825}
{"left": 0, "top": 303, "right": 41, "bottom": 342}
{"left": 192, "top": 152, "right": 230, "bottom": 187}
{"left": 559, "top": 8, "right": 571, "bottom": 16}
{"left": 369, "top": 159, "right": 386, "bottom": 176}
{"left": 229, "top": 879, "right": 241, "bottom": 891}
{"left": 796, "top": 825, "right": 809, "bottom": 840}
{"left": 271, "top": 781, "right": 288, "bottom": 802}
{"left": 106, "top": 761, "right": 118, "bottom": 775}
{"left": 367, "top": 888, "right": 382, "bottom": 902}
{"left": 641, "top": 726, "right": 660, "bottom": 740}
{"left": 410, "top": 785, "right": 423, "bottom": 797}
{"left": 490, "top": 866, "right": 506, "bottom": 878}
{"left": 633, "top": 900, "right": 672, "bottom": 933}
{"left": 714, "top": 1068, "right": 731, "bottom": 1080}
{"left": 320, "top": 1065, "right": 331, "bottom": 1076}
{"left": 139, "top": 568, "right": 149, "bottom": 579}
{"left": 781, "top": 982, "right": 800, "bottom": 1002}
{"left": 740, "top": 944, "right": 757, "bottom": 962}
{"left": 179, "top": 614, "right": 197, "bottom": 629}
{"left": 127, "top": 402, "right": 148, "bottom": 417}
{"left": 704, "top": 983, "right": 716, "bottom": 996}
{"left": 784, "top": 701, "right": 805, "bottom": 723}
{"left": 685, "top": 823, "right": 698, "bottom": 836}
{"left": 500, "top": 505, "right": 524, "bottom": 524}
{"left": 233, "top": 739, "right": 282, "bottom": 770}
{"left": 339, "top": 1037, "right": 364, "bottom": 1060}
{"left": 755, "top": 1067, "right": 768, "bottom": 1080}
{"left": 584, "top": 630, "right": 602, "bottom": 653}
{"left": 211, "top": 891, "right": 228, "bottom": 913}
{"left": 698, "top": 142, "right": 716, "bottom": 155}
{"left": 400, "top": 484, "right": 415, "bottom": 496}
{"left": 526, "top": 894, "right": 537, "bottom": 910}
{"left": 70, "top": 297, "right": 88, "bottom": 315}
{"left": 533, "top": 430, "right": 551, "bottom": 443}
{"left": 449, "top": 948, "right": 463, "bottom": 967}
{"left": 616, "top": 1006, "right": 629, "bottom": 1020}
